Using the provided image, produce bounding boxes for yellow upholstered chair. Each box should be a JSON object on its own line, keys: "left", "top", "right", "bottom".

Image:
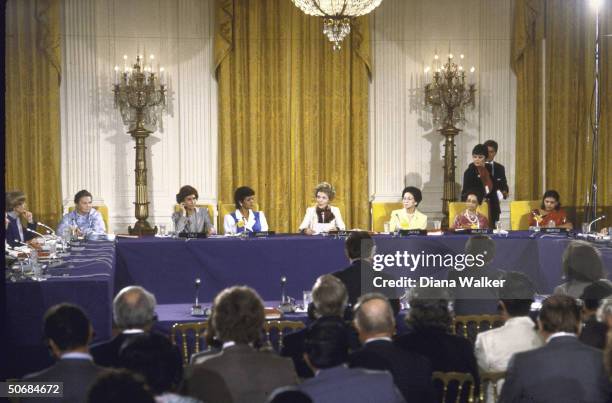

{"left": 371, "top": 202, "right": 404, "bottom": 232}
{"left": 448, "top": 201, "right": 490, "bottom": 227}
{"left": 262, "top": 320, "right": 306, "bottom": 351}
{"left": 432, "top": 371, "right": 476, "bottom": 403}
{"left": 173, "top": 204, "right": 216, "bottom": 228}
{"left": 510, "top": 200, "right": 540, "bottom": 230}
{"left": 170, "top": 321, "right": 209, "bottom": 365}
{"left": 218, "top": 203, "right": 260, "bottom": 233}
{"left": 452, "top": 314, "right": 504, "bottom": 344}
{"left": 479, "top": 371, "right": 506, "bottom": 403}
{"left": 68, "top": 205, "right": 109, "bottom": 230}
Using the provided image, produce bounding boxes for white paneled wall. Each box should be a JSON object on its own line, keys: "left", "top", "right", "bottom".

{"left": 369, "top": 0, "right": 516, "bottom": 227}
{"left": 61, "top": 0, "right": 217, "bottom": 233}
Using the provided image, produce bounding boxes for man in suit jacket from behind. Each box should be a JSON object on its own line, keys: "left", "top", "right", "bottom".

{"left": 297, "top": 315, "right": 405, "bottom": 403}
{"left": 348, "top": 293, "right": 434, "bottom": 403}
{"left": 181, "top": 286, "right": 297, "bottom": 403}
{"left": 499, "top": 295, "right": 610, "bottom": 403}
{"left": 332, "top": 231, "right": 401, "bottom": 315}
{"left": 91, "top": 285, "right": 157, "bottom": 367}
{"left": 22, "top": 304, "right": 104, "bottom": 403}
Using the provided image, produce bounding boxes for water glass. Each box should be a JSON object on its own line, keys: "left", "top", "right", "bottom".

{"left": 581, "top": 223, "right": 590, "bottom": 234}
{"left": 383, "top": 222, "right": 390, "bottom": 233}
{"left": 303, "top": 290, "right": 313, "bottom": 309}
{"left": 433, "top": 220, "right": 441, "bottom": 231}
{"left": 496, "top": 221, "right": 503, "bottom": 232}
{"left": 159, "top": 224, "right": 166, "bottom": 236}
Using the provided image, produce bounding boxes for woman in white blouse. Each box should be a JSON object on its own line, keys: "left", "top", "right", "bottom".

{"left": 299, "top": 182, "right": 345, "bottom": 235}
{"left": 223, "top": 186, "right": 268, "bottom": 234}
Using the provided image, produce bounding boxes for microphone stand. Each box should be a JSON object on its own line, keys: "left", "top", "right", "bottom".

{"left": 587, "top": 215, "right": 606, "bottom": 234}
{"left": 191, "top": 278, "right": 205, "bottom": 316}
{"left": 278, "top": 276, "right": 295, "bottom": 313}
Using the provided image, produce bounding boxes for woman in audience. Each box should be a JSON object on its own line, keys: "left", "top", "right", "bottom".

{"left": 172, "top": 185, "right": 215, "bottom": 235}
{"left": 223, "top": 186, "right": 268, "bottom": 234}
{"left": 451, "top": 189, "right": 489, "bottom": 229}
{"left": 554, "top": 240, "right": 611, "bottom": 298}
{"left": 5, "top": 190, "right": 39, "bottom": 247}
{"left": 389, "top": 186, "right": 427, "bottom": 231}
{"left": 528, "top": 189, "right": 573, "bottom": 229}
{"left": 299, "top": 182, "right": 345, "bottom": 234}
{"left": 119, "top": 333, "right": 200, "bottom": 403}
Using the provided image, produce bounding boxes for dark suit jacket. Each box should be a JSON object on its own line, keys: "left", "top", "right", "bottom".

{"left": 348, "top": 339, "right": 435, "bottom": 403}
{"left": 182, "top": 344, "right": 298, "bottom": 403}
{"left": 22, "top": 358, "right": 105, "bottom": 403}
{"left": 461, "top": 163, "right": 501, "bottom": 225}
{"left": 499, "top": 335, "right": 610, "bottom": 403}
{"left": 6, "top": 215, "right": 37, "bottom": 247}
{"left": 280, "top": 316, "right": 360, "bottom": 379}
{"left": 90, "top": 332, "right": 141, "bottom": 367}
{"left": 332, "top": 260, "right": 401, "bottom": 315}
{"left": 580, "top": 315, "right": 608, "bottom": 350}
{"left": 298, "top": 365, "right": 406, "bottom": 403}
{"left": 489, "top": 161, "right": 509, "bottom": 194}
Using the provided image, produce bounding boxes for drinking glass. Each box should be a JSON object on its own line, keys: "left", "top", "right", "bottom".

{"left": 433, "top": 220, "right": 441, "bottom": 231}
{"left": 383, "top": 222, "right": 390, "bottom": 233}
{"left": 159, "top": 224, "right": 166, "bottom": 236}
{"left": 303, "top": 290, "right": 313, "bottom": 309}
{"left": 581, "top": 223, "right": 590, "bottom": 234}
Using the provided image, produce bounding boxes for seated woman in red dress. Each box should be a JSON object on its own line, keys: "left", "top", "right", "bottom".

{"left": 452, "top": 189, "right": 489, "bottom": 230}
{"left": 528, "top": 189, "right": 573, "bottom": 229}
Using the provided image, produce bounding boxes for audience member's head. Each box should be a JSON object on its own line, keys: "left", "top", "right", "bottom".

{"left": 538, "top": 295, "right": 581, "bottom": 337}
{"left": 465, "top": 235, "right": 496, "bottom": 265}
{"left": 354, "top": 293, "right": 395, "bottom": 343}
{"left": 43, "top": 303, "right": 92, "bottom": 358}
{"left": 345, "top": 231, "right": 375, "bottom": 260}
{"left": 212, "top": 286, "right": 264, "bottom": 344}
{"left": 498, "top": 271, "right": 536, "bottom": 318}
{"left": 406, "top": 288, "right": 452, "bottom": 332}
{"left": 268, "top": 387, "right": 313, "bottom": 403}
{"left": 562, "top": 240, "right": 604, "bottom": 283}
{"left": 113, "top": 286, "right": 157, "bottom": 331}
{"left": 304, "top": 317, "right": 349, "bottom": 371}
{"left": 87, "top": 369, "right": 155, "bottom": 403}
{"left": 581, "top": 280, "right": 612, "bottom": 315}
{"left": 312, "top": 275, "right": 348, "bottom": 318}
{"left": 119, "top": 333, "right": 182, "bottom": 396}
{"left": 598, "top": 299, "right": 612, "bottom": 328}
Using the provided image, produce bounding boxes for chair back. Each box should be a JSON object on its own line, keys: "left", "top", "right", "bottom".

{"left": 67, "top": 205, "right": 109, "bottom": 230}
{"left": 371, "top": 202, "right": 404, "bottom": 232}
{"left": 478, "top": 371, "right": 506, "bottom": 403}
{"left": 448, "top": 201, "right": 490, "bottom": 227}
{"left": 452, "top": 315, "right": 504, "bottom": 344}
{"left": 173, "top": 203, "right": 216, "bottom": 228}
{"left": 509, "top": 200, "right": 539, "bottom": 230}
{"left": 262, "top": 320, "right": 306, "bottom": 351}
{"left": 432, "top": 371, "right": 476, "bottom": 403}
{"left": 218, "top": 203, "right": 260, "bottom": 233}
{"left": 170, "top": 321, "right": 209, "bottom": 365}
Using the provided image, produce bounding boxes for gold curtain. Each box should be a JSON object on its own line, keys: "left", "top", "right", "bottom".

{"left": 215, "top": 0, "right": 370, "bottom": 232}
{"left": 512, "top": 0, "right": 611, "bottom": 225}
{"left": 5, "top": 0, "right": 62, "bottom": 225}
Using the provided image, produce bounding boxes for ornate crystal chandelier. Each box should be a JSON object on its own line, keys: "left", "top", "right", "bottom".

{"left": 291, "top": 0, "right": 383, "bottom": 50}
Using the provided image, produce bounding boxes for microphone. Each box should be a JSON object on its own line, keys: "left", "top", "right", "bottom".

{"left": 190, "top": 278, "right": 205, "bottom": 316}
{"left": 280, "top": 276, "right": 287, "bottom": 304}
{"left": 14, "top": 239, "right": 30, "bottom": 248}
{"left": 26, "top": 228, "right": 47, "bottom": 239}
{"left": 37, "top": 222, "right": 56, "bottom": 235}
{"left": 587, "top": 215, "right": 606, "bottom": 233}
{"left": 279, "top": 276, "right": 295, "bottom": 313}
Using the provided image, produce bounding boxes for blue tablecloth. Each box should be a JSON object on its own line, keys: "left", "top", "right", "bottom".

{"left": 6, "top": 241, "right": 115, "bottom": 378}
{"left": 116, "top": 233, "right": 612, "bottom": 304}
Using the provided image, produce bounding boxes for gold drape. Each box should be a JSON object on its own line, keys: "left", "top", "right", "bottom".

{"left": 512, "top": 0, "right": 611, "bottom": 224}
{"left": 5, "top": 0, "right": 62, "bottom": 225}
{"left": 215, "top": 0, "right": 370, "bottom": 233}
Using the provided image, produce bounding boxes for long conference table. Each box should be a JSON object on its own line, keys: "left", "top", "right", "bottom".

{"left": 7, "top": 232, "right": 612, "bottom": 377}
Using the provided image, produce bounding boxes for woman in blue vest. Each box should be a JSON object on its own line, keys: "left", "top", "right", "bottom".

{"left": 223, "top": 186, "right": 268, "bottom": 234}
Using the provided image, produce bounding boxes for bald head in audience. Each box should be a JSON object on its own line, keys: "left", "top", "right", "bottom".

{"left": 113, "top": 286, "right": 157, "bottom": 331}
{"left": 353, "top": 293, "right": 395, "bottom": 343}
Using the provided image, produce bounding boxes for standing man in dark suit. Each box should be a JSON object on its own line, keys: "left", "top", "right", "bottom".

{"left": 499, "top": 295, "right": 610, "bottom": 403}
{"left": 91, "top": 286, "right": 157, "bottom": 367}
{"left": 332, "top": 231, "right": 401, "bottom": 315}
{"left": 22, "top": 304, "right": 104, "bottom": 403}
{"left": 297, "top": 317, "right": 405, "bottom": 403}
{"left": 348, "top": 293, "right": 434, "bottom": 403}
{"left": 181, "top": 286, "right": 297, "bottom": 403}
{"left": 483, "top": 140, "right": 509, "bottom": 201}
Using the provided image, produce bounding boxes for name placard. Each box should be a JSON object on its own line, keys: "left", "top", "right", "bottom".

{"left": 398, "top": 229, "right": 427, "bottom": 236}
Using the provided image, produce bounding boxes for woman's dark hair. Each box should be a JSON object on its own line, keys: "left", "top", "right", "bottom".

{"left": 401, "top": 186, "right": 423, "bottom": 205}
{"left": 176, "top": 185, "right": 198, "bottom": 204}
{"left": 314, "top": 182, "right": 336, "bottom": 201}
{"left": 472, "top": 144, "right": 488, "bottom": 157}
{"left": 74, "top": 189, "right": 92, "bottom": 204}
{"left": 464, "top": 188, "right": 484, "bottom": 205}
{"left": 304, "top": 317, "right": 349, "bottom": 369}
{"left": 406, "top": 288, "right": 452, "bottom": 331}
{"left": 119, "top": 333, "right": 183, "bottom": 395}
{"left": 44, "top": 303, "right": 91, "bottom": 351}
{"left": 87, "top": 369, "right": 155, "bottom": 403}
{"left": 541, "top": 189, "right": 561, "bottom": 210}
{"left": 234, "top": 186, "right": 255, "bottom": 210}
